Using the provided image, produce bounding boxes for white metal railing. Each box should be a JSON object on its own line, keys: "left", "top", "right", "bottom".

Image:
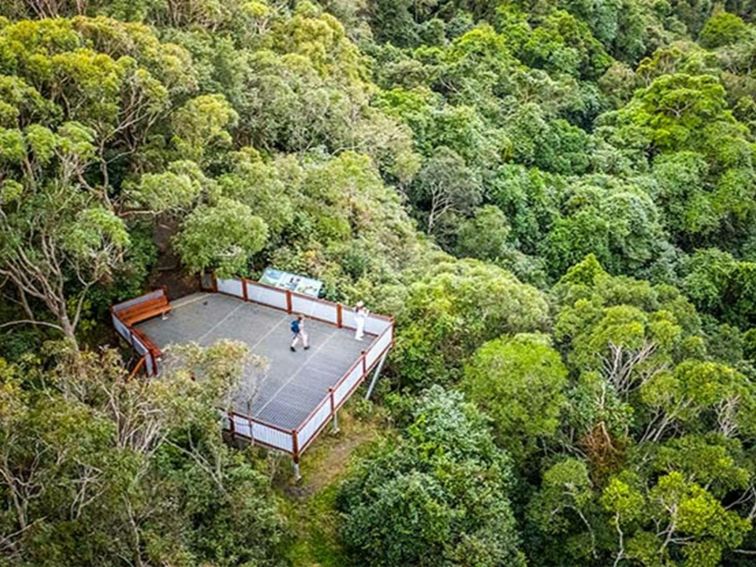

{"left": 246, "top": 281, "right": 288, "bottom": 310}
{"left": 291, "top": 293, "right": 338, "bottom": 323}
{"left": 217, "top": 278, "right": 244, "bottom": 298}
{"left": 212, "top": 276, "right": 392, "bottom": 333}
{"left": 130, "top": 332, "right": 155, "bottom": 376}
{"left": 294, "top": 322, "right": 393, "bottom": 454}
{"left": 341, "top": 305, "right": 393, "bottom": 335}
{"left": 228, "top": 413, "right": 294, "bottom": 452}
{"left": 112, "top": 312, "right": 131, "bottom": 342}
{"left": 253, "top": 421, "right": 294, "bottom": 451}
{"left": 366, "top": 325, "right": 393, "bottom": 369}
{"left": 334, "top": 360, "right": 363, "bottom": 407}
{"left": 296, "top": 398, "right": 333, "bottom": 451}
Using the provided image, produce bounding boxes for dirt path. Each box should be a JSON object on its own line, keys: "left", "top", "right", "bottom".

{"left": 286, "top": 414, "right": 380, "bottom": 498}
{"left": 305, "top": 427, "right": 378, "bottom": 495}
{"left": 281, "top": 412, "right": 385, "bottom": 567}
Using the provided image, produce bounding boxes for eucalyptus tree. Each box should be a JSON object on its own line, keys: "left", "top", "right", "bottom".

{"left": 0, "top": 17, "right": 182, "bottom": 344}
{"left": 0, "top": 341, "right": 285, "bottom": 566}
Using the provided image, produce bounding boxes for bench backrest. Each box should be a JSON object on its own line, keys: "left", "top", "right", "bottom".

{"left": 120, "top": 295, "right": 168, "bottom": 317}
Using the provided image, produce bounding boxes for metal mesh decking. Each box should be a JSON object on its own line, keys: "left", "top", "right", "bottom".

{"left": 136, "top": 293, "right": 370, "bottom": 430}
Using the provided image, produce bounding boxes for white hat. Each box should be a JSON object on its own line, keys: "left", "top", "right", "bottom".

{"left": 356, "top": 301, "right": 364, "bottom": 308}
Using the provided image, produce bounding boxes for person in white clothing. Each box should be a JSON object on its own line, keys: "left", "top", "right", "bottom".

{"left": 354, "top": 301, "right": 369, "bottom": 341}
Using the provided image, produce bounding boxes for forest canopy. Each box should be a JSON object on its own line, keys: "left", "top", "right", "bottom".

{"left": 0, "top": 1, "right": 754, "bottom": 566}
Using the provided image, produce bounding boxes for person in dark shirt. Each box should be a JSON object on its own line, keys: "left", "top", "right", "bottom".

{"left": 290, "top": 314, "right": 310, "bottom": 352}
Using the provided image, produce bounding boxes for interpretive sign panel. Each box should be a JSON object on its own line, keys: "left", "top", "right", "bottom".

{"left": 259, "top": 267, "right": 322, "bottom": 297}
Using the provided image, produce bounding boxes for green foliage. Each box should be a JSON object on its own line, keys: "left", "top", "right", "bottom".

{"left": 172, "top": 94, "right": 238, "bottom": 164}
{"left": 464, "top": 333, "right": 568, "bottom": 458}
{"left": 554, "top": 255, "right": 701, "bottom": 384}
{"left": 652, "top": 434, "right": 750, "bottom": 497}
{"left": 505, "top": 103, "right": 592, "bottom": 174}
{"left": 699, "top": 11, "right": 750, "bottom": 48}
{"left": 651, "top": 151, "right": 717, "bottom": 236}
{"left": 599, "top": 69, "right": 755, "bottom": 247}
{"left": 394, "top": 259, "right": 550, "bottom": 389}
{"left": 1, "top": 2, "right": 756, "bottom": 565}
{"left": 641, "top": 359, "right": 749, "bottom": 431}
{"left": 0, "top": 119, "right": 131, "bottom": 342}
{"left": 132, "top": 160, "right": 209, "bottom": 214}
{"left": 0, "top": 344, "right": 285, "bottom": 566}
{"left": 488, "top": 164, "right": 564, "bottom": 257}
{"left": 409, "top": 145, "right": 482, "bottom": 238}
{"left": 455, "top": 205, "right": 511, "bottom": 261}
{"left": 544, "top": 176, "right": 669, "bottom": 278}
{"left": 602, "top": 471, "right": 751, "bottom": 566}
{"left": 174, "top": 197, "right": 268, "bottom": 278}
{"left": 338, "top": 386, "right": 526, "bottom": 567}
{"left": 527, "top": 457, "right": 595, "bottom": 540}
{"left": 261, "top": 150, "right": 428, "bottom": 299}
{"left": 523, "top": 254, "right": 756, "bottom": 564}
{"left": 682, "top": 248, "right": 756, "bottom": 328}
{"left": 611, "top": 73, "right": 733, "bottom": 152}
{"left": 520, "top": 10, "right": 613, "bottom": 80}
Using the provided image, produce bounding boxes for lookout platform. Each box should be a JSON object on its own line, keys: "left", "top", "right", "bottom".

{"left": 111, "top": 277, "right": 394, "bottom": 474}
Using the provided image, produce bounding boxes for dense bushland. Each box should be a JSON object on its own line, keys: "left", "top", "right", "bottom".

{"left": 1, "top": 1, "right": 754, "bottom": 565}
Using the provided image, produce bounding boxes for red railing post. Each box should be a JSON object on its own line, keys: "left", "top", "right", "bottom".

{"left": 242, "top": 278, "right": 249, "bottom": 301}
{"left": 286, "top": 290, "right": 293, "bottom": 314}
{"left": 337, "top": 303, "right": 343, "bottom": 328}
{"left": 361, "top": 351, "right": 367, "bottom": 374}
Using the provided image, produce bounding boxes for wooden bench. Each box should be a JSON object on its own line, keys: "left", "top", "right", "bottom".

{"left": 119, "top": 294, "right": 171, "bottom": 326}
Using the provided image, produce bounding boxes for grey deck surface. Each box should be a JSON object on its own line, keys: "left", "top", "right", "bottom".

{"left": 136, "top": 292, "right": 373, "bottom": 430}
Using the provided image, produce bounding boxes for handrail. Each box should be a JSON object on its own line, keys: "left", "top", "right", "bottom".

{"left": 248, "top": 279, "right": 290, "bottom": 295}
{"left": 293, "top": 322, "right": 393, "bottom": 454}
{"left": 333, "top": 325, "right": 391, "bottom": 394}
{"left": 243, "top": 278, "right": 383, "bottom": 324}
{"left": 214, "top": 274, "right": 380, "bottom": 325}
{"left": 130, "top": 326, "right": 161, "bottom": 356}
{"left": 293, "top": 386, "right": 336, "bottom": 436}
{"left": 111, "top": 290, "right": 166, "bottom": 377}
{"left": 227, "top": 410, "right": 294, "bottom": 434}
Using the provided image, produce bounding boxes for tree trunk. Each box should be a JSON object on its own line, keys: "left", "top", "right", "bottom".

{"left": 59, "top": 311, "right": 79, "bottom": 351}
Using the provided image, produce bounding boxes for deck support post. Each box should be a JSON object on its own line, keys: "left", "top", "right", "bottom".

{"left": 329, "top": 388, "right": 339, "bottom": 433}
{"left": 228, "top": 412, "right": 236, "bottom": 442}
{"left": 365, "top": 350, "right": 389, "bottom": 400}
{"left": 292, "top": 459, "right": 301, "bottom": 481}
{"left": 292, "top": 432, "right": 301, "bottom": 481}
